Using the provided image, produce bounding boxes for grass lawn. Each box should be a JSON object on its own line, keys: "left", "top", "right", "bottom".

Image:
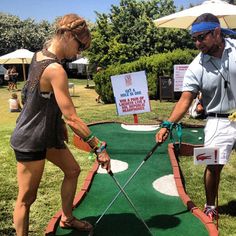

{"left": 0, "top": 79, "right": 235, "bottom": 236}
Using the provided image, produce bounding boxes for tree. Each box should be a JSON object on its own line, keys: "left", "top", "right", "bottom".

{"left": 226, "top": 0, "right": 236, "bottom": 4}
{"left": 0, "top": 13, "right": 53, "bottom": 55}
{"left": 88, "top": 0, "right": 194, "bottom": 67}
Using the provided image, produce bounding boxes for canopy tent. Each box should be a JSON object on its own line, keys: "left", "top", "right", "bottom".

{"left": 0, "top": 49, "right": 34, "bottom": 81}
{"left": 71, "top": 57, "right": 89, "bottom": 65}
{"left": 71, "top": 57, "right": 90, "bottom": 87}
{"left": 154, "top": 0, "right": 236, "bottom": 29}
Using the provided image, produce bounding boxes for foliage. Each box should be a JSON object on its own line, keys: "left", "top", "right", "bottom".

{"left": 0, "top": 13, "right": 54, "bottom": 55}
{"left": 226, "top": 0, "right": 236, "bottom": 4}
{"left": 94, "top": 49, "right": 198, "bottom": 103}
{"left": 0, "top": 1, "right": 196, "bottom": 69}
{"left": 88, "top": 0, "right": 195, "bottom": 68}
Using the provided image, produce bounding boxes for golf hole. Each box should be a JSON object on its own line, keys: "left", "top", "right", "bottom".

{"left": 121, "top": 124, "right": 159, "bottom": 131}
{"left": 191, "top": 129, "right": 198, "bottom": 133}
{"left": 152, "top": 174, "right": 179, "bottom": 196}
{"left": 97, "top": 159, "right": 128, "bottom": 174}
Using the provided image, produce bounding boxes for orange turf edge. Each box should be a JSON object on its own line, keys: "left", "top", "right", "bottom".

{"left": 168, "top": 143, "right": 218, "bottom": 236}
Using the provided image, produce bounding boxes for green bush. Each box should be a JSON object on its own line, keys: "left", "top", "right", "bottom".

{"left": 93, "top": 49, "right": 198, "bottom": 103}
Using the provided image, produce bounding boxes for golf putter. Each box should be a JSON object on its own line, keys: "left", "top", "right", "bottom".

{"left": 108, "top": 170, "right": 153, "bottom": 235}
{"left": 95, "top": 142, "right": 160, "bottom": 229}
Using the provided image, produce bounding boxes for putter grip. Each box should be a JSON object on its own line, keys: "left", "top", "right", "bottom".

{"left": 144, "top": 143, "right": 160, "bottom": 161}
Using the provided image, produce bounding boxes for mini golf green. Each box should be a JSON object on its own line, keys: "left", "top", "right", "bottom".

{"left": 49, "top": 122, "right": 213, "bottom": 236}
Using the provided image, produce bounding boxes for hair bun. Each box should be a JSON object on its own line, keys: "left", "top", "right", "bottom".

{"left": 56, "top": 14, "right": 91, "bottom": 50}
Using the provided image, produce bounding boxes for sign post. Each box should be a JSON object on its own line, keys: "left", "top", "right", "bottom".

{"left": 111, "top": 71, "right": 151, "bottom": 123}
{"left": 133, "top": 114, "right": 138, "bottom": 124}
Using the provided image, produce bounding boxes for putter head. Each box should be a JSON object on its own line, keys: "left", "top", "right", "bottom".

{"left": 88, "top": 228, "right": 94, "bottom": 236}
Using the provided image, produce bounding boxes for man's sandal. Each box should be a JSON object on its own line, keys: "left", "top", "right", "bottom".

{"left": 60, "top": 216, "right": 93, "bottom": 232}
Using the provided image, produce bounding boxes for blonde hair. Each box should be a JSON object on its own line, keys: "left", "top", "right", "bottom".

{"left": 11, "top": 93, "right": 18, "bottom": 99}
{"left": 55, "top": 13, "right": 91, "bottom": 50}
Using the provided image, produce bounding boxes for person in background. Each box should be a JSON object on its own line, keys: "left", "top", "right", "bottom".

{"left": 10, "top": 66, "right": 19, "bottom": 91}
{"left": 9, "top": 93, "right": 22, "bottom": 112}
{"left": 95, "top": 67, "right": 103, "bottom": 103}
{"left": 10, "top": 13, "right": 111, "bottom": 236}
{"left": 5, "top": 66, "right": 12, "bottom": 91}
{"left": 156, "top": 13, "right": 236, "bottom": 221}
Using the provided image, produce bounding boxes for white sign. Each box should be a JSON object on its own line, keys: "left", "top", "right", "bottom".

{"left": 174, "top": 64, "right": 189, "bottom": 92}
{"left": 194, "top": 147, "right": 219, "bottom": 165}
{"left": 111, "top": 71, "right": 151, "bottom": 116}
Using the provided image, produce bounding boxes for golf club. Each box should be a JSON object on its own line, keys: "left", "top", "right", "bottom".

{"left": 95, "top": 142, "right": 160, "bottom": 229}
{"left": 109, "top": 170, "right": 153, "bottom": 235}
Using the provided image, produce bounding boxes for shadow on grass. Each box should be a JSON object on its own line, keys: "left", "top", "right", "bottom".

{"left": 52, "top": 212, "right": 181, "bottom": 236}
{"left": 0, "top": 227, "right": 16, "bottom": 236}
{"left": 85, "top": 85, "right": 95, "bottom": 89}
{"left": 219, "top": 200, "right": 236, "bottom": 216}
{"left": 70, "top": 95, "right": 80, "bottom": 98}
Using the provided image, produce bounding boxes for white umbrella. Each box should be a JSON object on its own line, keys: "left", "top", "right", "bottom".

{"left": 154, "top": 0, "right": 236, "bottom": 29}
{"left": 0, "top": 48, "right": 34, "bottom": 80}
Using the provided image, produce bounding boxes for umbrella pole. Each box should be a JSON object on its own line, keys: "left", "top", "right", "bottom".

{"left": 22, "top": 59, "right": 26, "bottom": 81}
{"left": 86, "top": 65, "right": 89, "bottom": 88}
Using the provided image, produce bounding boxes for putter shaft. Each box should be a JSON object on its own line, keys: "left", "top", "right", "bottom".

{"left": 95, "top": 143, "right": 160, "bottom": 227}
{"left": 110, "top": 172, "right": 153, "bottom": 235}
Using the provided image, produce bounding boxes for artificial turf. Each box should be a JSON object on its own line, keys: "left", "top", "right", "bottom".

{"left": 55, "top": 123, "right": 208, "bottom": 236}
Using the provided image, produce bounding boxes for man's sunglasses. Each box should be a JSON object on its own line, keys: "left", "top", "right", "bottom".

{"left": 192, "top": 30, "right": 213, "bottom": 42}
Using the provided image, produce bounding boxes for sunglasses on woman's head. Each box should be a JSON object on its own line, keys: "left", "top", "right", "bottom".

{"left": 73, "top": 34, "right": 86, "bottom": 51}
{"left": 192, "top": 30, "right": 213, "bottom": 42}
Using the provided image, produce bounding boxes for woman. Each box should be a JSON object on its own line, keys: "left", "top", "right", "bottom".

{"left": 5, "top": 66, "right": 12, "bottom": 91}
{"left": 10, "top": 66, "right": 19, "bottom": 90}
{"left": 9, "top": 93, "right": 22, "bottom": 112}
{"left": 10, "top": 13, "right": 110, "bottom": 236}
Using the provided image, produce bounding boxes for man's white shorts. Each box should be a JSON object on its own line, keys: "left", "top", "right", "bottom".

{"left": 204, "top": 117, "right": 236, "bottom": 165}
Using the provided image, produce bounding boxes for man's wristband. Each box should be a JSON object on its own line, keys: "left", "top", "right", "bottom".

{"left": 160, "top": 120, "right": 174, "bottom": 130}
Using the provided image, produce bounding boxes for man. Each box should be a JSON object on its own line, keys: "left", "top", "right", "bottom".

{"left": 156, "top": 13, "right": 236, "bottom": 221}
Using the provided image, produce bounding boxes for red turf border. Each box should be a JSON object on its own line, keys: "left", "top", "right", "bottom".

{"left": 45, "top": 122, "right": 218, "bottom": 235}
{"left": 168, "top": 143, "right": 218, "bottom": 236}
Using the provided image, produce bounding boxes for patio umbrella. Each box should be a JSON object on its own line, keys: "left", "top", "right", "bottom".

{"left": 154, "top": 0, "right": 236, "bottom": 29}
{"left": 0, "top": 48, "right": 34, "bottom": 80}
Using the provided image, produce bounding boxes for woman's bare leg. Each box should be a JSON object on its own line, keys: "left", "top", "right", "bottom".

{"left": 46, "top": 147, "right": 80, "bottom": 219}
{"left": 14, "top": 160, "right": 45, "bottom": 236}
{"left": 46, "top": 147, "right": 92, "bottom": 231}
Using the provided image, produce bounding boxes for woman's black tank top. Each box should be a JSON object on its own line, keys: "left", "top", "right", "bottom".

{"left": 10, "top": 52, "right": 66, "bottom": 152}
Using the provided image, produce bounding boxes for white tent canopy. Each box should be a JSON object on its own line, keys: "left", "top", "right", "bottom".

{"left": 0, "top": 49, "right": 34, "bottom": 80}
{"left": 71, "top": 57, "right": 90, "bottom": 87}
{"left": 71, "top": 57, "right": 89, "bottom": 65}
{"left": 154, "top": 0, "right": 236, "bottom": 29}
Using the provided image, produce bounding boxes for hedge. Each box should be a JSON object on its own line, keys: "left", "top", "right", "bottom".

{"left": 93, "top": 49, "right": 198, "bottom": 104}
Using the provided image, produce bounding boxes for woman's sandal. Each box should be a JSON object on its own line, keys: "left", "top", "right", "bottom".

{"left": 60, "top": 216, "right": 93, "bottom": 232}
